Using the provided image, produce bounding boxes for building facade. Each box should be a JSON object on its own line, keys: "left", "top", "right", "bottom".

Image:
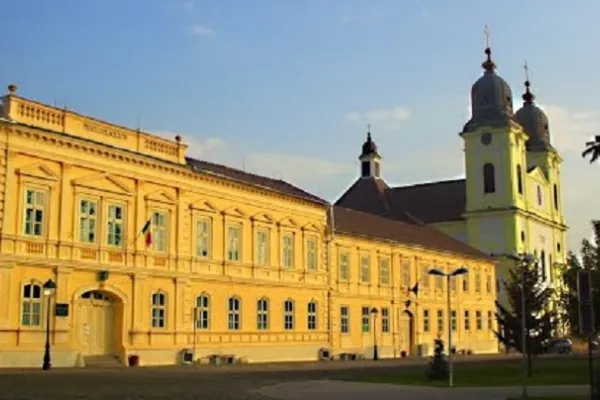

{"left": 335, "top": 46, "right": 568, "bottom": 308}
{"left": 0, "top": 83, "right": 497, "bottom": 368}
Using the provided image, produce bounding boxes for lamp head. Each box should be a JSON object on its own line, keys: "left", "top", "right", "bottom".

{"left": 428, "top": 268, "right": 445, "bottom": 277}
{"left": 370, "top": 307, "right": 378, "bottom": 315}
{"left": 452, "top": 267, "right": 469, "bottom": 276}
{"left": 42, "top": 279, "right": 56, "bottom": 297}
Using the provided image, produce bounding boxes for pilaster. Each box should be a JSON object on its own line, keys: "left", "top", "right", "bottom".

{"left": 0, "top": 263, "right": 15, "bottom": 328}
{"left": 53, "top": 266, "right": 72, "bottom": 331}
{"left": 131, "top": 273, "right": 148, "bottom": 330}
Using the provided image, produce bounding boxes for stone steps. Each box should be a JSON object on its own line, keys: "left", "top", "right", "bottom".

{"left": 84, "top": 355, "right": 125, "bottom": 368}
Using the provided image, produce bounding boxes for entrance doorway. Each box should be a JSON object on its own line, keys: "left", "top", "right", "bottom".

{"left": 400, "top": 310, "right": 415, "bottom": 355}
{"left": 75, "top": 290, "right": 117, "bottom": 356}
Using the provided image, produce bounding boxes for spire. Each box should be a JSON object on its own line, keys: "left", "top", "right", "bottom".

{"left": 481, "top": 25, "right": 496, "bottom": 72}
{"left": 522, "top": 61, "right": 535, "bottom": 104}
{"left": 366, "top": 123, "right": 372, "bottom": 142}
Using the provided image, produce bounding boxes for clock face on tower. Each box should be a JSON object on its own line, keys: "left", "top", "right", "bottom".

{"left": 481, "top": 132, "right": 492, "bottom": 145}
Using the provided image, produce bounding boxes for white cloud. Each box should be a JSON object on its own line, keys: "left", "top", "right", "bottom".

{"left": 344, "top": 106, "right": 412, "bottom": 131}
{"left": 341, "top": 15, "right": 356, "bottom": 24}
{"left": 191, "top": 24, "right": 216, "bottom": 37}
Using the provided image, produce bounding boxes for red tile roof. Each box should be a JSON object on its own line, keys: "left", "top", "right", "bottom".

{"left": 332, "top": 206, "right": 492, "bottom": 261}
{"left": 186, "top": 157, "right": 329, "bottom": 205}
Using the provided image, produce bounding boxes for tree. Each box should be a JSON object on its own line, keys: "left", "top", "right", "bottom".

{"left": 582, "top": 135, "right": 600, "bottom": 163}
{"left": 426, "top": 338, "right": 449, "bottom": 380}
{"left": 495, "top": 260, "right": 556, "bottom": 377}
{"left": 558, "top": 220, "right": 600, "bottom": 336}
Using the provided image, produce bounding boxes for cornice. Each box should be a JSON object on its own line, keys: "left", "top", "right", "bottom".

{"left": 4, "top": 121, "right": 328, "bottom": 211}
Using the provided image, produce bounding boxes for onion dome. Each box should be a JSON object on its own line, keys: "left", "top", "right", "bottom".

{"left": 360, "top": 128, "right": 379, "bottom": 158}
{"left": 515, "top": 76, "right": 552, "bottom": 151}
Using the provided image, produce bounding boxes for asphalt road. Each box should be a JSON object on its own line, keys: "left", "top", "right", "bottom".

{"left": 0, "top": 354, "right": 580, "bottom": 400}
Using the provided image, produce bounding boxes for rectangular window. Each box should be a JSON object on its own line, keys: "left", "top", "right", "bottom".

{"left": 284, "top": 300, "right": 295, "bottom": 330}
{"left": 437, "top": 309, "right": 444, "bottom": 334}
{"left": 436, "top": 274, "right": 444, "bottom": 291}
{"left": 487, "top": 310, "right": 493, "bottom": 331}
{"left": 196, "top": 218, "right": 211, "bottom": 258}
{"left": 255, "top": 229, "right": 269, "bottom": 265}
{"left": 307, "top": 301, "right": 317, "bottom": 330}
{"left": 340, "top": 306, "right": 349, "bottom": 334}
{"left": 475, "top": 272, "right": 482, "bottom": 293}
{"left": 257, "top": 298, "right": 268, "bottom": 330}
{"left": 379, "top": 258, "right": 390, "bottom": 285}
{"left": 227, "top": 224, "right": 241, "bottom": 261}
{"left": 21, "top": 283, "right": 42, "bottom": 327}
{"left": 151, "top": 292, "right": 166, "bottom": 328}
{"left": 151, "top": 211, "right": 167, "bottom": 252}
{"left": 23, "top": 189, "right": 45, "bottom": 237}
{"left": 421, "top": 265, "right": 429, "bottom": 289}
{"left": 282, "top": 233, "right": 294, "bottom": 268}
{"left": 195, "top": 295, "right": 210, "bottom": 329}
{"left": 339, "top": 252, "right": 350, "bottom": 281}
{"left": 463, "top": 274, "right": 470, "bottom": 292}
{"left": 450, "top": 275, "right": 457, "bottom": 291}
{"left": 401, "top": 258, "right": 411, "bottom": 287}
{"left": 361, "top": 306, "right": 371, "bottom": 333}
{"left": 306, "top": 237, "right": 318, "bottom": 271}
{"left": 476, "top": 310, "right": 483, "bottom": 331}
{"left": 464, "top": 310, "right": 471, "bottom": 331}
{"left": 381, "top": 307, "right": 390, "bottom": 333}
{"left": 451, "top": 310, "right": 457, "bottom": 331}
{"left": 423, "top": 309, "right": 430, "bottom": 333}
{"left": 360, "top": 255, "right": 371, "bottom": 283}
{"left": 106, "top": 204, "right": 124, "bottom": 247}
{"left": 228, "top": 297, "right": 241, "bottom": 330}
{"left": 79, "top": 199, "right": 97, "bottom": 243}
{"left": 486, "top": 274, "right": 492, "bottom": 293}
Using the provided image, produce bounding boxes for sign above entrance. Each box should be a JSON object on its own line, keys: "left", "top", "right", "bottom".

{"left": 55, "top": 303, "right": 69, "bottom": 317}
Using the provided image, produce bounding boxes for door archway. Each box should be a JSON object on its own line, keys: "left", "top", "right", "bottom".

{"left": 75, "top": 290, "right": 122, "bottom": 357}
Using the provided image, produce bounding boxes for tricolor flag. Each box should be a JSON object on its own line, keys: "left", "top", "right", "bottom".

{"left": 140, "top": 218, "right": 152, "bottom": 247}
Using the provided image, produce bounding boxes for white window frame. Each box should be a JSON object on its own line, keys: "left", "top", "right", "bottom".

{"left": 23, "top": 188, "right": 46, "bottom": 237}
{"left": 79, "top": 198, "right": 98, "bottom": 244}
{"left": 106, "top": 203, "right": 125, "bottom": 247}
{"left": 255, "top": 228, "right": 269, "bottom": 265}
{"left": 307, "top": 301, "right": 317, "bottom": 330}
{"left": 284, "top": 299, "right": 295, "bottom": 330}
{"left": 340, "top": 305, "right": 350, "bottom": 334}
{"left": 464, "top": 310, "right": 471, "bottom": 331}
{"left": 476, "top": 310, "right": 483, "bottom": 331}
{"left": 381, "top": 307, "right": 390, "bottom": 333}
{"left": 339, "top": 252, "right": 350, "bottom": 281}
{"left": 228, "top": 296, "right": 241, "bottom": 330}
{"left": 306, "top": 237, "right": 318, "bottom": 271}
{"left": 401, "top": 259, "right": 411, "bottom": 287}
{"left": 151, "top": 291, "right": 167, "bottom": 329}
{"left": 227, "top": 224, "right": 242, "bottom": 262}
{"left": 257, "top": 297, "right": 269, "bottom": 330}
{"left": 282, "top": 233, "right": 294, "bottom": 268}
{"left": 379, "top": 258, "right": 390, "bottom": 285}
{"left": 451, "top": 310, "right": 457, "bottom": 331}
{"left": 360, "top": 255, "right": 370, "bottom": 283}
{"left": 437, "top": 309, "right": 444, "bottom": 334}
{"left": 361, "top": 306, "right": 370, "bottom": 333}
{"left": 21, "top": 281, "right": 42, "bottom": 327}
{"left": 423, "top": 309, "right": 430, "bottom": 333}
{"left": 151, "top": 211, "right": 168, "bottom": 253}
{"left": 196, "top": 218, "right": 212, "bottom": 258}
{"left": 195, "top": 294, "right": 210, "bottom": 330}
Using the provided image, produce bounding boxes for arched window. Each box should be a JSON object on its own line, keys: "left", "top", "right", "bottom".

{"left": 540, "top": 251, "right": 547, "bottom": 281}
{"left": 257, "top": 298, "right": 269, "bottom": 330}
{"left": 516, "top": 165, "right": 523, "bottom": 195}
{"left": 151, "top": 291, "right": 166, "bottom": 328}
{"left": 195, "top": 293, "right": 210, "bottom": 330}
{"left": 537, "top": 186, "right": 543, "bottom": 206}
{"left": 284, "top": 299, "right": 295, "bottom": 330}
{"left": 21, "top": 282, "right": 42, "bottom": 327}
{"left": 307, "top": 301, "right": 317, "bottom": 331}
{"left": 483, "top": 163, "right": 496, "bottom": 193}
{"left": 228, "top": 296, "right": 241, "bottom": 330}
{"left": 553, "top": 184, "right": 559, "bottom": 210}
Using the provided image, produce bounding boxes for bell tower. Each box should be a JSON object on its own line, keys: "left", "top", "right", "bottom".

{"left": 359, "top": 125, "right": 382, "bottom": 179}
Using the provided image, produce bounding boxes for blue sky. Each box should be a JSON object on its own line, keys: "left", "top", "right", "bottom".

{"left": 2, "top": 0, "right": 600, "bottom": 251}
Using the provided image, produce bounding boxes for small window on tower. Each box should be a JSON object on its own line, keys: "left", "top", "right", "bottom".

{"left": 537, "top": 186, "right": 542, "bottom": 206}
{"left": 516, "top": 165, "right": 523, "bottom": 195}
{"left": 483, "top": 163, "right": 496, "bottom": 194}
{"left": 553, "top": 184, "right": 559, "bottom": 210}
{"left": 361, "top": 161, "right": 370, "bottom": 178}
{"left": 374, "top": 162, "right": 380, "bottom": 178}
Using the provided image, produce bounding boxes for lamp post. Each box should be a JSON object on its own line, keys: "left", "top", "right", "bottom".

{"left": 371, "top": 307, "right": 379, "bottom": 361}
{"left": 492, "top": 252, "right": 536, "bottom": 399}
{"left": 428, "top": 266, "right": 469, "bottom": 388}
{"left": 42, "top": 279, "right": 56, "bottom": 371}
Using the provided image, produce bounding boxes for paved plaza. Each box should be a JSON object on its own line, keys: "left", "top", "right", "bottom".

{"left": 0, "top": 355, "right": 587, "bottom": 400}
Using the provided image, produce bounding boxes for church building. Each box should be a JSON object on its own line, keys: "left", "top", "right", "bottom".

{"left": 336, "top": 46, "right": 567, "bottom": 307}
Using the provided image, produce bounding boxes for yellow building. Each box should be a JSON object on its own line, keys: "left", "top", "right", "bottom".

{"left": 0, "top": 80, "right": 497, "bottom": 368}
{"left": 336, "top": 46, "right": 568, "bottom": 310}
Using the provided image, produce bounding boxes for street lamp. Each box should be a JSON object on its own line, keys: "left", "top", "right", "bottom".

{"left": 428, "top": 266, "right": 469, "bottom": 388}
{"left": 370, "top": 307, "right": 379, "bottom": 361}
{"left": 42, "top": 279, "right": 56, "bottom": 371}
{"left": 492, "top": 252, "right": 536, "bottom": 399}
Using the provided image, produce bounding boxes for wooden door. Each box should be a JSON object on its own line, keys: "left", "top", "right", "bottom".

{"left": 77, "top": 291, "right": 115, "bottom": 356}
